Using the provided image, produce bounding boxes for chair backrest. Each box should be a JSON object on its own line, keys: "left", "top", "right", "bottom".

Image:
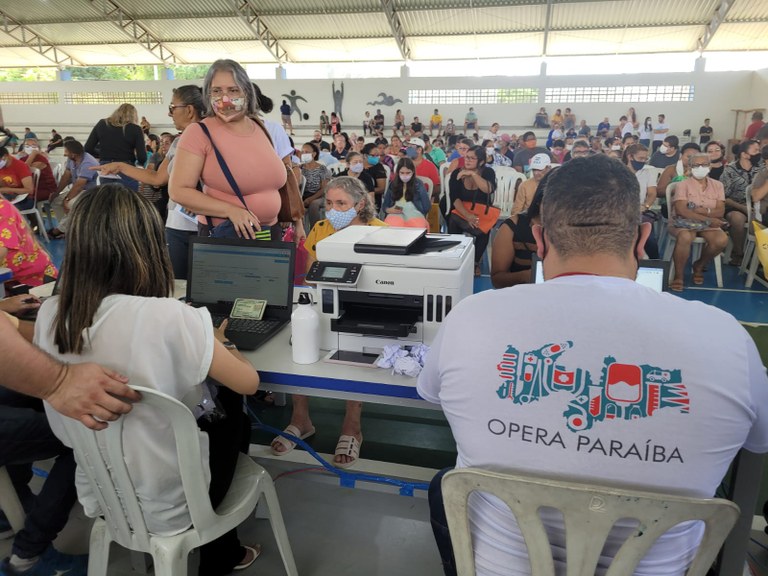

{"left": 417, "top": 175, "right": 433, "bottom": 197}
{"left": 52, "top": 162, "right": 64, "bottom": 183}
{"left": 382, "top": 163, "right": 392, "bottom": 198}
{"left": 665, "top": 181, "right": 678, "bottom": 218}
{"left": 492, "top": 167, "right": 526, "bottom": 219}
{"left": 299, "top": 174, "right": 306, "bottom": 197}
{"left": 58, "top": 386, "right": 222, "bottom": 552}
{"left": 328, "top": 163, "right": 345, "bottom": 176}
{"left": 442, "top": 468, "right": 739, "bottom": 576}
{"left": 439, "top": 163, "right": 452, "bottom": 218}
{"left": 31, "top": 167, "right": 40, "bottom": 202}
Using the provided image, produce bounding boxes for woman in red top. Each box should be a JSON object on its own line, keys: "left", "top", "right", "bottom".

{"left": 18, "top": 137, "right": 57, "bottom": 202}
{"left": 170, "top": 59, "right": 286, "bottom": 240}
{"left": 0, "top": 196, "right": 57, "bottom": 286}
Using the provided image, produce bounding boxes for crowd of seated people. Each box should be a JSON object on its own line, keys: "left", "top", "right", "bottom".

{"left": 4, "top": 83, "right": 768, "bottom": 576}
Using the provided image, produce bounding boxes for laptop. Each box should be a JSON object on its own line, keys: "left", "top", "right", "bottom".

{"left": 530, "top": 255, "right": 670, "bottom": 293}
{"left": 187, "top": 237, "right": 296, "bottom": 350}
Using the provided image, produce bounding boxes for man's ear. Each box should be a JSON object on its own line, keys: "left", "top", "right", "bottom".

{"left": 532, "top": 224, "right": 546, "bottom": 259}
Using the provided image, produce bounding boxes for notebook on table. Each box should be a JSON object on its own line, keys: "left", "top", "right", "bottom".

{"left": 187, "top": 237, "right": 296, "bottom": 350}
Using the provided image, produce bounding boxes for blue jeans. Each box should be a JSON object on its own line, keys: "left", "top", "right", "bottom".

{"left": 165, "top": 227, "right": 197, "bottom": 280}
{"left": 0, "top": 388, "right": 77, "bottom": 560}
{"left": 428, "top": 467, "right": 458, "bottom": 576}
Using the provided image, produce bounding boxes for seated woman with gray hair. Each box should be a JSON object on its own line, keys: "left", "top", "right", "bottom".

{"left": 271, "top": 176, "right": 387, "bottom": 468}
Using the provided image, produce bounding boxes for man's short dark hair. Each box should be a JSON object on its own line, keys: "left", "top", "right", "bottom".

{"left": 522, "top": 131, "right": 536, "bottom": 141}
{"left": 319, "top": 141, "right": 331, "bottom": 151}
{"left": 542, "top": 155, "right": 639, "bottom": 259}
{"left": 572, "top": 140, "right": 590, "bottom": 150}
{"left": 0, "top": 147, "right": 8, "bottom": 157}
{"left": 362, "top": 143, "right": 377, "bottom": 155}
{"left": 681, "top": 142, "right": 701, "bottom": 155}
{"left": 664, "top": 135, "right": 679, "bottom": 149}
{"left": 64, "top": 140, "right": 84, "bottom": 156}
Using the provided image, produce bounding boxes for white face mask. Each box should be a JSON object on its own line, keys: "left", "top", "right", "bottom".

{"left": 565, "top": 144, "right": 573, "bottom": 151}
{"left": 400, "top": 173, "right": 412, "bottom": 183}
{"left": 691, "top": 166, "right": 710, "bottom": 180}
{"left": 485, "top": 147, "right": 495, "bottom": 156}
{"left": 659, "top": 145, "right": 669, "bottom": 154}
{"left": 611, "top": 145, "right": 622, "bottom": 151}
{"left": 23, "top": 146, "right": 37, "bottom": 155}
{"left": 349, "top": 162, "right": 364, "bottom": 174}
{"left": 301, "top": 153, "right": 313, "bottom": 163}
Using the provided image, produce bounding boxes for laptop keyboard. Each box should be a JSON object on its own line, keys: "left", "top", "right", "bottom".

{"left": 228, "top": 318, "right": 281, "bottom": 334}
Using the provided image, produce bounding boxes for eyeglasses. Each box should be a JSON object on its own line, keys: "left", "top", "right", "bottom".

{"left": 465, "top": 155, "right": 478, "bottom": 160}
{"left": 210, "top": 87, "right": 243, "bottom": 98}
{"left": 168, "top": 104, "right": 187, "bottom": 114}
{"left": 691, "top": 163, "right": 710, "bottom": 168}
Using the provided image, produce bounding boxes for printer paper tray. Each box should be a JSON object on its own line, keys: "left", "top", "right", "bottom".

{"left": 331, "top": 316, "right": 416, "bottom": 338}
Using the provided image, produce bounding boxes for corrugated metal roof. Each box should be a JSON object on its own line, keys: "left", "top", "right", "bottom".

{"left": 263, "top": 13, "right": 393, "bottom": 40}
{"left": 60, "top": 43, "right": 156, "bottom": 65}
{"left": 706, "top": 22, "right": 768, "bottom": 51}
{"left": 141, "top": 17, "right": 255, "bottom": 42}
{"left": 0, "top": 46, "right": 53, "bottom": 67}
{"left": 165, "top": 41, "right": 276, "bottom": 64}
{"left": 552, "top": 0, "right": 717, "bottom": 29}
{"left": 1, "top": 0, "right": 766, "bottom": 66}
{"left": 400, "top": 5, "right": 546, "bottom": 35}
{"left": 547, "top": 25, "right": 703, "bottom": 56}
{"left": 12, "top": 22, "right": 128, "bottom": 46}
{"left": 279, "top": 37, "right": 402, "bottom": 61}
{"left": 725, "top": 0, "right": 768, "bottom": 22}
{"left": 409, "top": 32, "right": 544, "bottom": 59}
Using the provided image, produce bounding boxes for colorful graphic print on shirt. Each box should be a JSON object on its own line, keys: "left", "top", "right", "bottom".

{"left": 496, "top": 341, "right": 689, "bottom": 433}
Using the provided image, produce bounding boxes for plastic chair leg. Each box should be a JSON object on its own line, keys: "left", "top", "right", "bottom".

{"left": 261, "top": 483, "right": 299, "bottom": 576}
{"left": 87, "top": 519, "right": 113, "bottom": 576}
{"left": 150, "top": 541, "right": 189, "bottom": 576}
{"left": 714, "top": 254, "right": 723, "bottom": 288}
{"left": 34, "top": 210, "right": 49, "bottom": 242}
{"left": 740, "top": 238, "right": 754, "bottom": 276}
{"left": 746, "top": 249, "right": 761, "bottom": 288}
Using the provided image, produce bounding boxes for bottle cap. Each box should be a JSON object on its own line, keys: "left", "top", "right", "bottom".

{"left": 298, "top": 292, "right": 311, "bottom": 305}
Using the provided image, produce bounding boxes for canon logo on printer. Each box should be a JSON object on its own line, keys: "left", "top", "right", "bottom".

{"left": 375, "top": 279, "right": 395, "bottom": 286}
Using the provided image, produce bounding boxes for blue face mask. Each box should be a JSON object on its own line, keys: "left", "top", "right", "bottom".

{"left": 405, "top": 147, "right": 418, "bottom": 160}
{"left": 631, "top": 160, "right": 646, "bottom": 171}
{"left": 327, "top": 206, "right": 358, "bottom": 230}
{"left": 367, "top": 155, "right": 380, "bottom": 165}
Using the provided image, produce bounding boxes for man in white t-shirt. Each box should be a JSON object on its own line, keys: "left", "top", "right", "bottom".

{"left": 418, "top": 154, "right": 768, "bottom": 576}
{"left": 652, "top": 113, "right": 670, "bottom": 152}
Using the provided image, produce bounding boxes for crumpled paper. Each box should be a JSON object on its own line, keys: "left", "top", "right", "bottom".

{"left": 376, "top": 343, "right": 431, "bottom": 377}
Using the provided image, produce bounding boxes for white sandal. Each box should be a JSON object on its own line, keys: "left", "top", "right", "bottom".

{"left": 234, "top": 544, "right": 261, "bottom": 571}
{"left": 270, "top": 424, "right": 316, "bottom": 456}
{"left": 333, "top": 434, "right": 363, "bottom": 469}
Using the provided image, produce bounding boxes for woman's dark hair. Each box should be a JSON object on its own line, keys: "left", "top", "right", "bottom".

{"left": 362, "top": 143, "right": 377, "bottom": 155}
{"left": 172, "top": 85, "right": 205, "bottom": 119}
{"left": 54, "top": 184, "right": 173, "bottom": 354}
{"left": 644, "top": 117, "right": 652, "bottom": 130}
{"left": 303, "top": 141, "right": 319, "bottom": 160}
{"left": 552, "top": 139, "right": 565, "bottom": 148}
{"left": 250, "top": 83, "right": 273, "bottom": 113}
{"left": 622, "top": 142, "right": 648, "bottom": 165}
{"left": 146, "top": 133, "right": 160, "bottom": 152}
{"left": 391, "top": 157, "right": 417, "bottom": 202}
{"left": 738, "top": 139, "right": 759, "bottom": 156}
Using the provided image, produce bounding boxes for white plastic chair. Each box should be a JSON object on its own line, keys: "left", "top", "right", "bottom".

{"left": 19, "top": 168, "right": 49, "bottom": 242}
{"left": 59, "top": 387, "right": 298, "bottom": 576}
{"left": 491, "top": 167, "right": 525, "bottom": 221}
{"left": 745, "top": 218, "right": 768, "bottom": 289}
{"left": 0, "top": 466, "right": 25, "bottom": 535}
{"left": 438, "top": 163, "right": 452, "bottom": 231}
{"left": 662, "top": 183, "right": 723, "bottom": 288}
{"left": 739, "top": 196, "right": 756, "bottom": 277}
{"left": 442, "top": 468, "right": 739, "bottom": 576}
{"left": 417, "top": 175, "right": 434, "bottom": 197}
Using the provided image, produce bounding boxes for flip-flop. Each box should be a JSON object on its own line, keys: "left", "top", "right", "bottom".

{"left": 270, "top": 424, "right": 316, "bottom": 456}
{"left": 333, "top": 434, "right": 363, "bottom": 469}
{"left": 670, "top": 279, "right": 684, "bottom": 292}
{"left": 234, "top": 545, "right": 262, "bottom": 571}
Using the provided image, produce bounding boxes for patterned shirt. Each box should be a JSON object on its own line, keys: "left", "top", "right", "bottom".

{"left": 0, "top": 197, "right": 57, "bottom": 286}
{"left": 720, "top": 161, "right": 760, "bottom": 204}
{"left": 300, "top": 163, "right": 331, "bottom": 198}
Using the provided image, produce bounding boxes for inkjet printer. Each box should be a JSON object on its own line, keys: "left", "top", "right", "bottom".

{"left": 306, "top": 226, "right": 474, "bottom": 354}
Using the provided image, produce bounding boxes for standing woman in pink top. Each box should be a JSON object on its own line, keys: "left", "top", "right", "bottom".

{"left": 169, "top": 59, "right": 286, "bottom": 240}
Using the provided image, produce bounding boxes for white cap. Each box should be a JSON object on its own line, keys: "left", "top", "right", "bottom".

{"left": 530, "top": 153, "right": 551, "bottom": 171}
{"left": 408, "top": 137, "right": 426, "bottom": 149}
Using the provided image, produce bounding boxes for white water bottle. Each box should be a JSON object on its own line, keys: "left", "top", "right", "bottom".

{"left": 291, "top": 292, "right": 320, "bottom": 364}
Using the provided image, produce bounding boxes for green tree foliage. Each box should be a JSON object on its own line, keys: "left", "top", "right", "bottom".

{"left": 171, "top": 65, "right": 210, "bottom": 80}
{"left": 0, "top": 68, "right": 57, "bottom": 82}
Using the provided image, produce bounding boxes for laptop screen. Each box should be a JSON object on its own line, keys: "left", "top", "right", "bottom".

{"left": 531, "top": 256, "right": 669, "bottom": 293}
{"left": 188, "top": 239, "right": 295, "bottom": 309}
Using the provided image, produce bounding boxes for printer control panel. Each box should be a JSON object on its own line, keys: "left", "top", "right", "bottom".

{"left": 306, "top": 261, "right": 362, "bottom": 285}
